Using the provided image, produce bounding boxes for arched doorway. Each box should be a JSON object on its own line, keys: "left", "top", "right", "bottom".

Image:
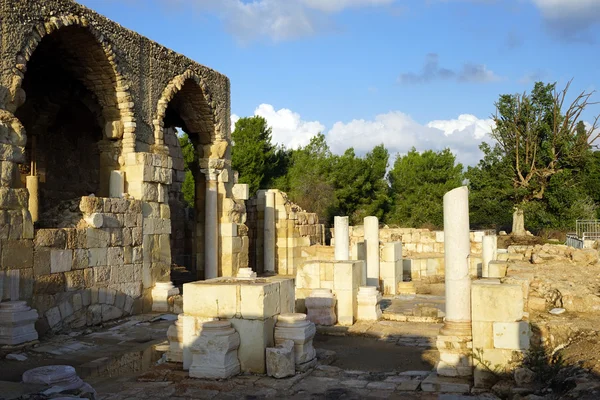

{"left": 15, "top": 25, "right": 126, "bottom": 227}
{"left": 156, "top": 75, "right": 215, "bottom": 281}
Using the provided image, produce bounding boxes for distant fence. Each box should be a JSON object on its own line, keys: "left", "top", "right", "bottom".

{"left": 566, "top": 220, "right": 600, "bottom": 248}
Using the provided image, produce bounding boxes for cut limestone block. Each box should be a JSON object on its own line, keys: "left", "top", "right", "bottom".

{"left": 275, "top": 313, "right": 316, "bottom": 372}
{"left": 0, "top": 301, "right": 38, "bottom": 345}
{"left": 488, "top": 261, "right": 508, "bottom": 278}
{"left": 420, "top": 372, "right": 471, "bottom": 393}
{"left": 230, "top": 317, "right": 275, "bottom": 374}
{"left": 305, "top": 289, "right": 336, "bottom": 326}
{"left": 266, "top": 339, "right": 295, "bottom": 379}
{"left": 189, "top": 320, "right": 241, "bottom": 379}
{"left": 356, "top": 286, "right": 382, "bottom": 321}
{"left": 493, "top": 321, "right": 530, "bottom": 350}
{"left": 152, "top": 281, "right": 179, "bottom": 312}
{"left": 471, "top": 282, "right": 523, "bottom": 323}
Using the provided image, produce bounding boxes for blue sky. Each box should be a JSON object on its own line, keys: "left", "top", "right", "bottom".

{"left": 78, "top": 0, "right": 600, "bottom": 165}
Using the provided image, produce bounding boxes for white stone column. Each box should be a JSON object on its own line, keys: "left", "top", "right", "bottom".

{"left": 109, "top": 170, "right": 125, "bottom": 198}
{"left": 482, "top": 234, "right": 497, "bottom": 278}
{"left": 203, "top": 169, "right": 219, "bottom": 280}
{"left": 442, "top": 186, "right": 472, "bottom": 335}
{"left": 264, "top": 190, "right": 276, "bottom": 274}
{"left": 334, "top": 216, "right": 349, "bottom": 261}
{"left": 364, "top": 216, "right": 380, "bottom": 288}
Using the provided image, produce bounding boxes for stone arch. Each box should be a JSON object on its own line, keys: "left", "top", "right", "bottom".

{"left": 11, "top": 15, "right": 136, "bottom": 145}
{"left": 154, "top": 71, "right": 217, "bottom": 280}
{"left": 12, "top": 17, "right": 136, "bottom": 225}
{"left": 153, "top": 70, "right": 215, "bottom": 149}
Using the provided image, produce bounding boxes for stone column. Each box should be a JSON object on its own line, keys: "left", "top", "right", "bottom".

{"left": 334, "top": 216, "right": 349, "bottom": 261}
{"left": 441, "top": 186, "right": 472, "bottom": 335}
{"left": 26, "top": 175, "right": 39, "bottom": 223}
{"left": 364, "top": 216, "right": 380, "bottom": 288}
{"left": 203, "top": 169, "right": 219, "bottom": 280}
{"left": 109, "top": 170, "right": 125, "bottom": 198}
{"left": 264, "top": 190, "right": 276, "bottom": 274}
{"left": 482, "top": 235, "right": 497, "bottom": 278}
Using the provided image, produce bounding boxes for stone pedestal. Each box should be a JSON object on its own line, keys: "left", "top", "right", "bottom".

{"left": 264, "top": 190, "right": 276, "bottom": 274}
{"left": 190, "top": 320, "right": 241, "bottom": 379}
{"left": 151, "top": 281, "right": 179, "bottom": 312}
{"left": 364, "top": 216, "right": 380, "bottom": 288}
{"left": 236, "top": 267, "right": 257, "bottom": 280}
{"left": 437, "top": 186, "right": 473, "bottom": 377}
{"left": 204, "top": 169, "right": 219, "bottom": 279}
{"left": 305, "top": 289, "right": 336, "bottom": 326}
{"left": 274, "top": 313, "right": 316, "bottom": 371}
{"left": 266, "top": 339, "right": 295, "bottom": 378}
{"left": 0, "top": 301, "right": 39, "bottom": 345}
{"left": 380, "top": 242, "right": 402, "bottom": 295}
{"left": 356, "top": 286, "right": 382, "bottom": 321}
{"left": 334, "top": 216, "right": 349, "bottom": 261}
{"left": 482, "top": 235, "right": 497, "bottom": 278}
{"left": 166, "top": 315, "right": 184, "bottom": 363}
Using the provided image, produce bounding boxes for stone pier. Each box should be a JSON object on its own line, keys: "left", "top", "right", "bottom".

{"left": 436, "top": 186, "right": 473, "bottom": 378}
{"left": 364, "top": 216, "right": 380, "bottom": 288}
{"left": 264, "top": 190, "right": 276, "bottom": 274}
{"left": 204, "top": 169, "right": 219, "bottom": 279}
{"left": 334, "top": 216, "right": 349, "bottom": 261}
{"left": 482, "top": 234, "right": 497, "bottom": 278}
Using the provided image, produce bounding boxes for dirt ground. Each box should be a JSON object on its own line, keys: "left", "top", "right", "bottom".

{"left": 313, "top": 335, "right": 438, "bottom": 372}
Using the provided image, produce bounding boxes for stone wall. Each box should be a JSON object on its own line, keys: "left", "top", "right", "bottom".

{"left": 247, "top": 189, "right": 324, "bottom": 276}
{"left": 0, "top": 0, "right": 249, "bottom": 333}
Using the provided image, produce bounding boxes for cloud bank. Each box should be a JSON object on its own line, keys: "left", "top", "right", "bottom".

{"left": 233, "top": 104, "right": 496, "bottom": 166}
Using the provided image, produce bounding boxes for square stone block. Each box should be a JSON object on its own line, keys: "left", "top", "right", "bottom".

{"left": 267, "top": 276, "right": 295, "bottom": 314}
{"left": 333, "top": 260, "right": 362, "bottom": 291}
{"left": 493, "top": 321, "right": 530, "bottom": 350}
{"left": 240, "top": 281, "right": 280, "bottom": 319}
{"left": 421, "top": 373, "right": 471, "bottom": 393}
{"left": 488, "top": 261, "right": 508, "bottom": 278}
{"left": 472, "top": 321, "right": 494, "bottom": 350}
{"left": 230, "top": 317, "right": 275, "bottom": 374}
{"left": 335, "top": 289, "right": 356, "bottom": 326}
{"left": 50, "top": 250, "right": 72, "bottom": 273}
{"left": 183, "top": 280, "right": 238, "bottom": 318}
{"left": 296, "top": 262, "right": 320, "bottom": 289}
{"left": 381, "top": 242, "right": 402, "bottom": 262}
{"left": 471, "top": 283, "right": 523, "bottom": 322}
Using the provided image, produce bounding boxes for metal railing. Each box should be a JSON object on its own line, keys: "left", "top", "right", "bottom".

{"left": 576, "top": 220, "right": 600, "bottom": 240}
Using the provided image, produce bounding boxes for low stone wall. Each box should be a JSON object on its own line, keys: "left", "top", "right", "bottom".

{"left": 0, "top": 195, "right": 174, "bottom": 335}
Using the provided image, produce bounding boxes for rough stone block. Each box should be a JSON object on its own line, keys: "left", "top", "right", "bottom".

{"left": 72, "top": 249, "right": 88, "bottom": 270}
{"left": 421, "top": 373, "right": 471, "bottom": 393}
{"left": 33, "top": 248, "right": 51, "bottom": 276}
{"left": 50, "top": 249, "right": 72, "bottom": 273}
{"left": 266, "top": 340, "right": 295, "bottom": 378}
{"left": 107, "top": 247, "right": 124, "bottom": 266}
{"left": 86, "top": 228, "right": 110, "bottom": 248}
{"left": 34, "top": 229, "right": 66, "bottom": 248}
{"left": 88, "top": 248, "right": 107, "bottom": 267}
{"left": 493, "top": 321, "right": 530, "bottom": 350}
{"left": 65, "top": 270, "right": 85, "bottom": 291}
{"left": 471, "top": 283, "right": 523, "bottom": 322}
{"left": 2, "top": 240, "right": 33, "bottom": 269}
{"left": 488, "top": 261, "right": 508, "bottom": 278}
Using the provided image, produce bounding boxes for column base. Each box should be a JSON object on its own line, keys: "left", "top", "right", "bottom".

{"left": 437, "top": 320, "right": 473, "bottom": 377}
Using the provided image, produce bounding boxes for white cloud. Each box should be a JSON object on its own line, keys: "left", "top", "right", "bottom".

{"left": 234, "top": 104, "right": 496, "bottom": 166}
{"left": 254, "top": 104, "right": 325, "bottom": 148}
{"left": 185, "top": 0, "right": 394, "bottom": 42}
{"left": 530, "top": 0, "right": 599, "bottom": 41}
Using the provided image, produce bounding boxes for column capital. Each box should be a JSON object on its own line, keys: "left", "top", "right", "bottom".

{"left": 201, "top": 168, "right": 220, "bottom": 182}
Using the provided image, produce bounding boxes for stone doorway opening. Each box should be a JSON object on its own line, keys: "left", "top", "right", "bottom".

{"left": 14, "top": 25, "right": 123, "bottom": 228}
{"left": 159, "top": 78, "right": 214, "bottom": 281}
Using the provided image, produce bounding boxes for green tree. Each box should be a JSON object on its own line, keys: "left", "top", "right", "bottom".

{"left": 231, "top": 116, "right": 276, "bottom": 196}
{"left": 286, "top": 133, "right": 335, "bottom": 222}
{"left": 179, "top": 132, "right": 196, "bottom": 208}
{"left": 489, "top": 81, "right": 599, "bottom": 229}
{"left": 387, "top": 148, "right": 463, "bottom": 228}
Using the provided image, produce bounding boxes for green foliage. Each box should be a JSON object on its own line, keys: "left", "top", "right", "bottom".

{"left": 231, "top": 116, "right": 276, "bottom": 196}
{"left": 179, "top": 133, "right": 196, "bottom": 208}
{"left": 387, "top": 148, "right": 462, "bottom": 228}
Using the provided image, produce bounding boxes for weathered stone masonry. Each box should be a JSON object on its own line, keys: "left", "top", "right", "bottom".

{"left": 0, "top": 0, "right": 248, "bottom": 335}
